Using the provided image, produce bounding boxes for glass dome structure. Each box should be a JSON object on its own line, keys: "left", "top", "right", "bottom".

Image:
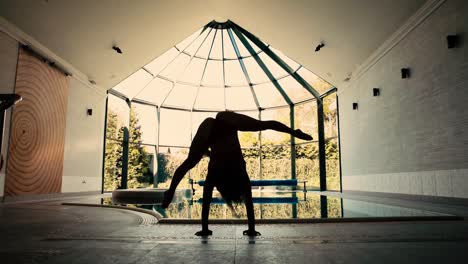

{"left": 104, "top": 20, "right": 340, "bottom": 194}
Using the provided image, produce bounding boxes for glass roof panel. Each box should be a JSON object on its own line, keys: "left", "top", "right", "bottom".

{"left": 184, "top": 28, "right": 212, "bottom": 57}
{"left": 201, "top": 60, "right": 224, "bottom": 87}
{"left": 194, "top": 87, "right": 225, "bottom": 110}
{"left": 242, "top": 56, "right": 270, "bottom": 84}
{"left": 111, "top": 21, "right": 335, "bottom": 111}
{"left": 162, "top": 83, "right": 198, "bottom": 109}
{"left": 228, "top": 29, "right": 251, "bottom": 58}
{"left": 113, "top": 69, "right": 153, "bottom": 99}
{"left": 297, "top": 67, "right": 333, "bottom": 94}
{"left": 278, "top": 75, "right": 314, "bottom": 103}
{"left": 224, "top": 60, "right": 248, "bottom": 87}
{"left": 159, "top": 108, "right": 191, "bottom": 147}
{"left": 269, "top": 47, "right": 300, "bottom": 72}
{"left": 226, "top": 86, "right": 258, "bottom": 111}
{"left": 134, "top": 77, "right": 173, "bottom": 106}
{"left": 159, "top": 53, "right": 191, "bottom": 80}
{"left": 258, "top": 52, "right": 289, "bottom": 79}
{"left": 209, "top": 30, "right": 223, "bottom": 60}
{"left": 223, "top": 29, "right": 238, "bottom": 59}
{"left": 175, "top": 28, "right": 203, "bottom": 51}
{"left": 178, "top": 57, "right": 206, "bottom": 84}
{"left": 195, "top": 29, "right": 216, "bottom": 59}
{"left": 144, "top": 47, "right": 179, "bottom": 76}
{"left": 253, "top": 82, "right": 288, "bottom": 108}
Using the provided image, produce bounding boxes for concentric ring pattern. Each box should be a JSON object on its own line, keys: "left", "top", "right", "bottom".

{"left": 5, "top": 48, "right": 69, "bottom": 196}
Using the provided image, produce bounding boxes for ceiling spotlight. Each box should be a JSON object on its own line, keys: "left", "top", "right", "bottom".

{"left": 112, "top": 46, "right": 123, "bottom": 54}
{"left": 315, "top": 43, "right": 325, "bottom": 52}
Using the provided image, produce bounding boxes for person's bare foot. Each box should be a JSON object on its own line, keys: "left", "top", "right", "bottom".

{"left": 294, "top": 129, "right": 313, "bottom": 141}
{"left": 243, "top": 230, "right": 261, "bottom": 236}
{"left": 195, "top": 229, "right": 213, "bottom": 236}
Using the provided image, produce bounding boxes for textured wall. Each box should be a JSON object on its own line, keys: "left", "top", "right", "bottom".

{"left": 5, "top": 48, "right": 69, "bottom": 196}
{"left": 0, "top": 31, "right": 18, "bottom": 197}
{"left": 62, "top": 78, "right": 106, "bottom": 193}
{"left": 339, "top": 0, "right": 468, "bottom": 198}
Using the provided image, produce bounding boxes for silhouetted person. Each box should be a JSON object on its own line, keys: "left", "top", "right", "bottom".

{"left": 162, "top": 111, "right": 313, "bottom": 236}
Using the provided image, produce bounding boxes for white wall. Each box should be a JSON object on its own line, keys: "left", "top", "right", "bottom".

{"left": 62, "top": 78, "right": 106, "bottom": 193}
{"left": 339, "top": 0, "right": 468, "bottom": 198}
{"left": 0, "top": 31, "right": 17, "bottom": 197}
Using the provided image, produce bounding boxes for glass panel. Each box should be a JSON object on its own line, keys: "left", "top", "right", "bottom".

{"left": 261, "top": 144, "right": 291, "bottom": 180}
{"left": 159, "top": 109, "right": 191, "bottom": 147}
{"left": 127, "top": 143, "right": 155, "bottom": 189}
{"left": 237, "top": 111, "right": 260, "bottom": 147}
{"left": 163, "top": 83, "right": 198, "bottom": 109}
{"left": 144, "top": 48, "right": 179, "bottom": 76}
{"left": 134, "top": 77, "right": 173, "bottom": 106}
{"left": 159, "top": 53, "right": 191, "bottom": 80}
{"left": 112, "top": 69, "right": 153, "bottom": 99}
{"left": 225, "top": 86, "right": 257, "bottom": 111}
{"left": 297, "top": 67, "right": 333, "bottom": 95}
{"left": 156, "top": 146, "right": 190, "bottom": 189}
{"left": 223, "top": 29, "right": 238, "bottom": 59}
{"left": 294, "top": 102, "right": 318, "bottom": 144}
{"left": 201, "top": 60, "right": 224, "bottom": 87}
{"left": 224, "top": 60, "right": 249, "bottom": 87}
{"left": 323, "top": 92, "right": 340, "bottom": 191}
{"left": 195, "top": 29, "right": 216, "bottom": 59}
{"left": 130, "top": 103, "right": 158, "bottom": 145}
{"left": 242, "top": 56, "right": 270, "bottom": 84}
{"left": 269, "top": 47, "right": 300, "bottom": 72}
{"left": 258, "top": 52, "right": 289, "bottom": 79}
{"left": 279, "top": 75, "right": 314, "bottom": 103}
{"left": 103, "top": 138, "right": 123, "bottom": 192}
{"left": 295, "top": 142, "right": 320, "bottom": 188}
{"left": 178, "top": 57, "right": 206, "bottom": 84}
{"left": 106, "top": 94, "right": 129, "bottom": 140}
{"left": 194, "top": 87, "right": 225, "bottom": 110}
{"left": 261, "top": 107, "right": 290, "bottom": 145}
{"left": 253, "top": 82, "right": 288, "bottom": 108}
{"left": 209, "top": 29, "right": 223, "bottom": 60}
{"left": 175, "top": 28, "right": 203, "bottom": 51}
{"left": 184, "top": 28, "right": 212, "bottom": 57}
{"left": 228, "top": 29, "right": 251, "bottom": 57}
{"left": 242, "top": 147, "right": 260, "bottom": 179}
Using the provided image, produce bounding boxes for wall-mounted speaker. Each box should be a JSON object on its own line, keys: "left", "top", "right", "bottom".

{"left": 401, "top": 68, "right": 410, "bottom": 79}
{"left": 352, "top": 103, "right": 358, "bottom": 110}
{"left": 87, "top": 109, "right": 93, "bottom": 116}
{"left": 373, "top": 88, "right": 380, "bottom": 96}
{"left": 447, "top": 35, "right": 459, "bottom": 49}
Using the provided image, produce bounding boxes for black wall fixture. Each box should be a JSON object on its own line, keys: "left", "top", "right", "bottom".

{"left": 373, "top": 88, "right": 380, "bottom": 96}
{"left": 447, "top": 35, "right": 459, "bottom": 49}
{"left": 315, "top": 43, "right": 325, "bottom": 52}
{"left": 112, "top": 45, "right": 123, "bottom": 54}
{"left": 352, "top": 103, "right": 358, "bottom": 110}
{"left": 87, "top": 108, "right": 93, "bottom": 116}
{"left": 401, "top": 68, "right": 410, "bottom": 79}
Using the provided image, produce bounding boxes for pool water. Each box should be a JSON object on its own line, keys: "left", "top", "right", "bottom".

{"left": 104, "top": 190, "right": 450, "bottom": 220}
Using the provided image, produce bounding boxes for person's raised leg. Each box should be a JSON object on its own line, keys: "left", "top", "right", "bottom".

{"left": 162, "top": 117, "right": 214, "bottom": 208}
{"left": 216, "top": 111, "right": 312, "bottom": 140}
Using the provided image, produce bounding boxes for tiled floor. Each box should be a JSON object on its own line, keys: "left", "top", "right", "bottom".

{"left": 1, "top": 196, "right": 468, "bottom": 263}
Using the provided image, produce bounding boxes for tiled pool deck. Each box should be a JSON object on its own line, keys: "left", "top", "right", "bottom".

{"left": 1, "top": 194, "right": 468, "bottom": 263}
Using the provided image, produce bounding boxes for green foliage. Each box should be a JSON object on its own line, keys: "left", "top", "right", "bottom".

{"left": 104, "top": 108, "right": 153, "bottom": 191}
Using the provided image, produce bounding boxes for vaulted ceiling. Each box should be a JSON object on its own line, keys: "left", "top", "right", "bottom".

{"left": 0, "top": 0, "right": 426, "bottom": 90}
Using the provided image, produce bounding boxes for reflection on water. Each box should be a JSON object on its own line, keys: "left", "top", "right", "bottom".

{"left": 103, "top": 190, "right": 448, "bottom": 220}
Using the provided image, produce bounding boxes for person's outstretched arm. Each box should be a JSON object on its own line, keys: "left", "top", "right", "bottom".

{"left": 242, "top": 180, "right": 261, "bottom": 236}
{"left": 216, "top": 111, "right": 313, "bottom": 140}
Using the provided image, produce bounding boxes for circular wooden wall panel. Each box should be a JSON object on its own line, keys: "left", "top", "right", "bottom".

{"left": 5, "top": 48, "right": 69, "bottom": 196}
